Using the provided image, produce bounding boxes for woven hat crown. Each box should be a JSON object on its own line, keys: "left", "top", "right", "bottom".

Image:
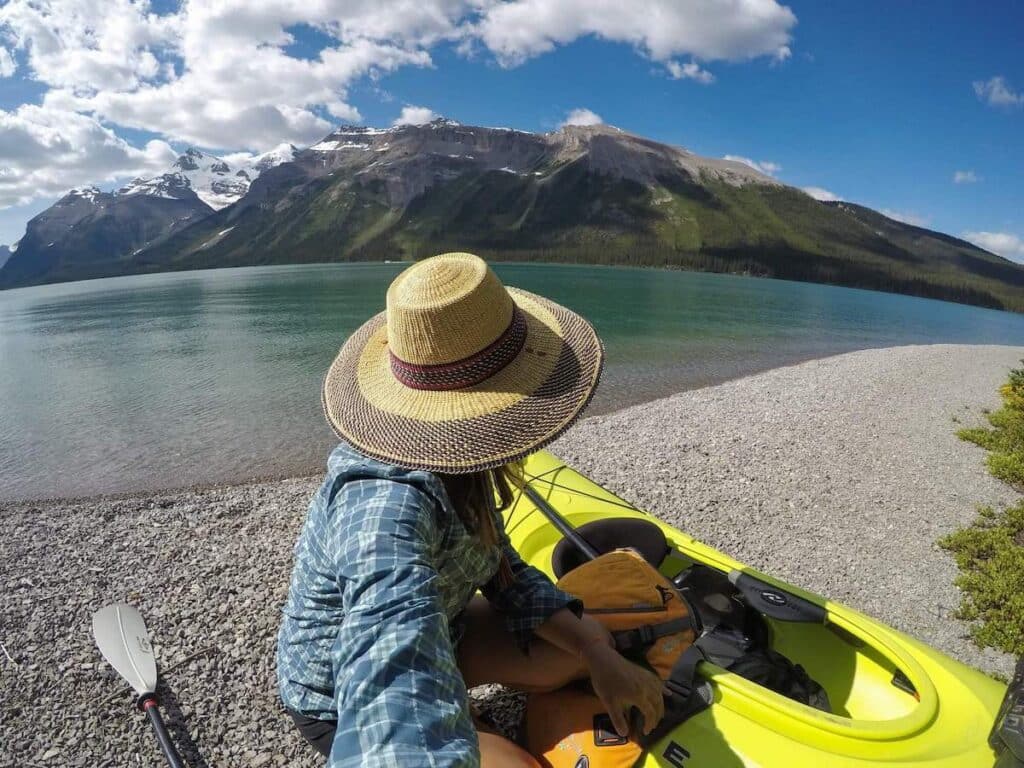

{"left": 386, "top": 253, "right": 515, "bottom": 366}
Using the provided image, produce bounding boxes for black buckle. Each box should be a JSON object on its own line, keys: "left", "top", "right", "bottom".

{"left": 593, "top": 714, "right": 629, "bottom": 747}
{"left": 613, "top": 630, "right": 634, "bottom": 653}
{"left": 614, "top": 627, "right": 649, "bottom": 653}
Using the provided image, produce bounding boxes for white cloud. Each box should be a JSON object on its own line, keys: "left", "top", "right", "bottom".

{"left": 392, "top": 105, "right": 439, "bottom": 126}
{"left": 0, "top": 0, "right": 799, "bottom": 208}
{"left": 474, "top": 0, "right": 795, "bottom": 67}
{"left": 0, "top": 0, "right": 175, "bottom": 90}
{"left": 0, "top": 0, "right": 433, "bottom": 152}
{"left": 953, "top": 170, "right": 979, "bottom": 184}
{"left": 881, "top": 208, "right": 929, "bottom": 227}
{"left": 802, "top": 186, "right": 839, "bottom": 201}
{"left": 0, "top": 105, "right": 176, "bottom": 207}
{"left": 973, "top": 76, "right": 1023, "bottom": 108}
{"left": 962, "top": 231, "right": 1024, "bottom": 263}
{"left": 42, "top": 30, "right": 430, "bottom": 151}
{"left": 0, "top": 47, "right": 16, "bottom": 77}
{"left": 724, "top": 155, "right": 781, "bottom": 176}
{"left": 666, "top": 60, "right": 714, "bottom": 84}
{"left": 559, "top": 108, "right": 603, "bottom": 128}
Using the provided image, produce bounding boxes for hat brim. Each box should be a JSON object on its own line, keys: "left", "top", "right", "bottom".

{"left": 321, "top": 287, "right": 604, "bottom": 473}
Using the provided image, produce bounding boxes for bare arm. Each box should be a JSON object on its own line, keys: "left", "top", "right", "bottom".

{"left": 534, "top": 607, "right": 665, "bottom": 737}
{"left": 533, "top": 605, "right": 613, "bottom": 661}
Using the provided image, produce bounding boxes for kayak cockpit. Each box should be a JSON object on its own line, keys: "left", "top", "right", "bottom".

{"left": 509, "top": 453, "right": 1007, "bottom": 766}
{"left": 510, "top": 486, "right": 937, "bottom": 738}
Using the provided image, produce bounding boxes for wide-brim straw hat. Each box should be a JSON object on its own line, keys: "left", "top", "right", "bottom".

{"left": 322, "top": 252, "right": 604, "bottom": 473}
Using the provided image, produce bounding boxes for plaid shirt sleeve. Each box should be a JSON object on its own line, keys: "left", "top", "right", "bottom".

{"left": 481, "top": 525, "right": 583, "bottom": 652}
{"left": 328, "top": 479, "right": 479, "bottom": 768}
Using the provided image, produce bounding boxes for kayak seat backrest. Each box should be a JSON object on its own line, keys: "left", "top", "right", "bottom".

{"left": 551, "top": 517, "right": 670, "bottom": 579}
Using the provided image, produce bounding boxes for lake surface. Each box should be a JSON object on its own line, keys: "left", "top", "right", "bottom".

{"left": 2, "top": 263, "right": 1023, "bottom": 501}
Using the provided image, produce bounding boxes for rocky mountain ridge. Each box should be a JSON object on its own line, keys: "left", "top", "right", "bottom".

{"left": 0, "top": 144, "right": 295, "bottom": 288}
{"left": 1, "top": 120, "right": 1021, "bottom": 312}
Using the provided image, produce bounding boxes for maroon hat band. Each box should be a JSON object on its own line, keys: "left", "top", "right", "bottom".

{"left": 390, "top": 306, "right": 528, "bottom": 391}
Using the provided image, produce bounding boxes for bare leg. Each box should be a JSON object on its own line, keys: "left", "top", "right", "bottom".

{"left": 460, "top": 596, "right": 585, "bottom": 767}
{"left": 478, "top": 730, "right": 543, "bottom": 768}
{"left": 457, "top": 595, "right": 588, "bottom": 692}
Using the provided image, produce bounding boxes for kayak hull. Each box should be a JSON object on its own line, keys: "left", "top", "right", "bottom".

{"left": 510, "top": 452, "right": 1006, "bottom": 767}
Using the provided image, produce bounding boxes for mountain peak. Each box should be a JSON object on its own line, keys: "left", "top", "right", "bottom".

{"left": 173, "top": 147, "right": 211, "bottom": 172}
{"left": 68, "top": 185, "right": 101, "bottom": 197}
{"left": 424, "top": 117, "right": 460, "bottom": 128}
{"left": 556, "top": 122, "right": 623, "bottom": 134}
{"left": 117, "top": 146, "right": 294, "bottom": 211}
{"left": 60, "top": 186, "right": 105, "bottom": 205}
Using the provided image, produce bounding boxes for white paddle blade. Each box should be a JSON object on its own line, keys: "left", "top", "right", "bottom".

{"left": 92, "top": 603, "right": 158, "bottom": 696}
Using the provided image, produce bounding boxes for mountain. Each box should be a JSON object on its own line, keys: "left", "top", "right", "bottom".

{"left": 120, "top": 144, "right": 296, "bottom": 210}
{"left": 2, "top": 121, "right": 1022, "bottom": 312}
{"left": 0, "top": 245, "right": 10, "bottom": 270}
{"left": 0, "top": 185, "right": 211, "bottom": 288}
{"left": 0, "top": 145, "right": 295, "bottom": 288}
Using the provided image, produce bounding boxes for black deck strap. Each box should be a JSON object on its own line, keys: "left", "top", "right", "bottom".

{"left": 613, "top": 616, "right": 693, "bottom": 654}
{"left": 637, "top": 640, "right": 712, "bottom": 749}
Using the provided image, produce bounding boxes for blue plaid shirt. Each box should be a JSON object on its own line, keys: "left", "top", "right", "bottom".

{"left": 276, "top": 442, "right": 581, "bottom": 767}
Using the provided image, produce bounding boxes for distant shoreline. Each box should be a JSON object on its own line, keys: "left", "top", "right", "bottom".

{"left": 3, "top": 257, "right": 1024, "bottom": 315}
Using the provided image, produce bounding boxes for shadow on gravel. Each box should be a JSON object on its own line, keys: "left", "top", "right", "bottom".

{"left": 159, "top": 683, "right": 211, "bottom": 768}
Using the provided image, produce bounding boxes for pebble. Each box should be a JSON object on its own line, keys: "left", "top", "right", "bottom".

{"left": 1, "top": 344, "right": 1020, "bottom": 766}
{"left": 555, "top": 343, "right": 1021, "bottom": 681}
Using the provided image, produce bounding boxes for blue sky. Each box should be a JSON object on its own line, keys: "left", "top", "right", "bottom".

{"left": 0, "top": 1, "right": 1021, "bottom": 260}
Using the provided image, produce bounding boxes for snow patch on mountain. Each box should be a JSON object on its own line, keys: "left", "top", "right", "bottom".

{"left": 67, "top": 186, "right": 102, "bottom": 203}
{"left": 120, "top": 173, "right": 196, "bottom": 202}
{"left": 119, "top": 144, "right": 296, "bottom": 211}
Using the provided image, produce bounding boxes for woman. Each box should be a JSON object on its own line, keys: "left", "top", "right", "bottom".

{"left": 277, "top": 253, "right": 664, "bottom": 766}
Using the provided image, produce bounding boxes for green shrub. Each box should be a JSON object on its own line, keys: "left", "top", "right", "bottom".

{"left": 944, "top": 361, "right": 1024, "bottom": 654}
{"left": 940, "top": 502, "right": 1024, "bottom": 654}
{"left": 958, "top": 361, "right": 1024, "bottom": 490}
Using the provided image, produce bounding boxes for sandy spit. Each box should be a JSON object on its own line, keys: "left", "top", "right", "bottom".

{"left": 1, "top": 344, "right": 1021, "bottom": 767}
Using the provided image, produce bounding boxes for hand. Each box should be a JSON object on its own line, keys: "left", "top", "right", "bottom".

{"left": 582, "top": 642, "right": 665, "bottom": 738}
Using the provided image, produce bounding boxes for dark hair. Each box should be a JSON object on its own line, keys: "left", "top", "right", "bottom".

{"left": 438, "top": 462, "right": 522, "bottom": 586}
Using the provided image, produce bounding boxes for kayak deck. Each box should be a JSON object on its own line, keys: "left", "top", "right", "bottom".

{"left": 510, "top": 452, "right": 1006, "bottom": 767}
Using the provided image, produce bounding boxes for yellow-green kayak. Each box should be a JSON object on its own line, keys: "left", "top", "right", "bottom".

{"left": 509, "top": 451, "right": 1020, "bottom": 768}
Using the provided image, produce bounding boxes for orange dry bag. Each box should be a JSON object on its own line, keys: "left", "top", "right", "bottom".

{"left": 524, "top": 550, "right": 699, "bottom": 768}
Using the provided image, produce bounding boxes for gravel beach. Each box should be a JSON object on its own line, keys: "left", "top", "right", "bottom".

{"left": 2, "top": 343, "right": 1021, "bottom": 767}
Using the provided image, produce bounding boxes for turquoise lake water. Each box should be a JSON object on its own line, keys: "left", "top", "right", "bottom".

{"left": 1, "top": 263, "right": 1022, "bottom": 501}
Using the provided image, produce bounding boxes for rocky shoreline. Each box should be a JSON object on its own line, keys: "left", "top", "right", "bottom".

{"left": 2, "top": 344, "right": 1021, "bottom": 767}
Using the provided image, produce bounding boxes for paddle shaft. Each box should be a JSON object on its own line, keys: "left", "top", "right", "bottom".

{"left": 138, "top": 694, "right": 185, "bottom": 768}
{"left": 522, "top": 484, "right": 600, "bottom": 561}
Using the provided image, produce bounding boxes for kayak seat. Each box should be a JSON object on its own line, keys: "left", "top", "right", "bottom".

{"left": 551, "top": 518, "right": 670, "bottom": 579}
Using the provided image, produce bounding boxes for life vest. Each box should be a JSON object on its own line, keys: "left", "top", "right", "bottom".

{"left": 524, "top": 550, "right": 698, "bottom": 768}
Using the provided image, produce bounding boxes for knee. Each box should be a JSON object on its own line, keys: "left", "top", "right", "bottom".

{"left": 478, "top": 732, "right": 543, "bottom": 768}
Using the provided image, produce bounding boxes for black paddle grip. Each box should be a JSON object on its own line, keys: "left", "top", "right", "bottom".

{"left": 138, "top": 694, "right": 185, "bottom": 768}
